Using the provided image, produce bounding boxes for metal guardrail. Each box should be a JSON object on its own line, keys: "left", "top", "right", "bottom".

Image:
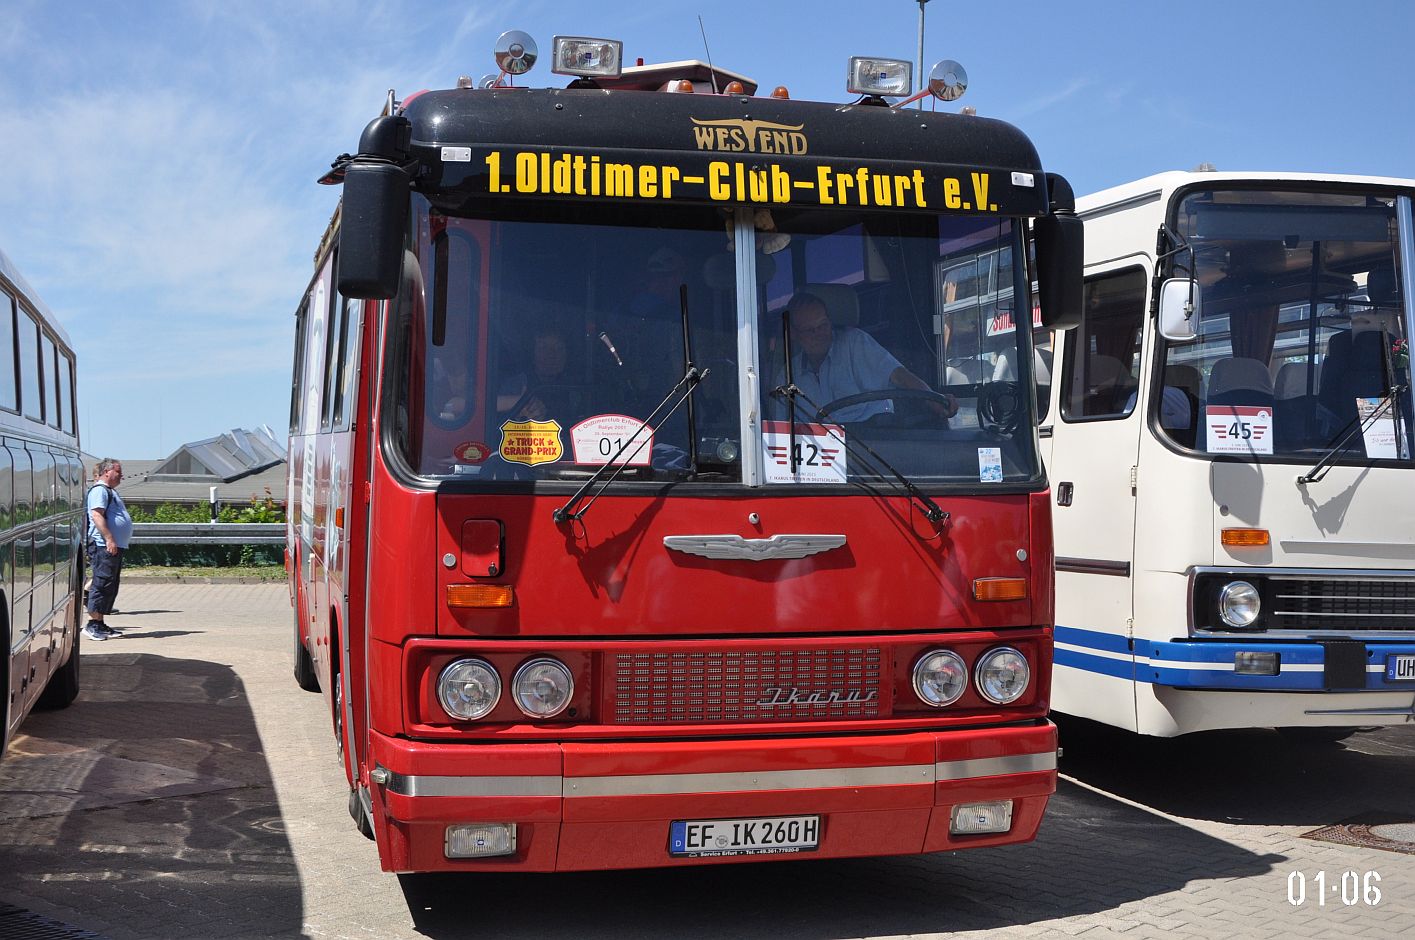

{"left": 130, "top": 522, "right": 285, "bottom": 545}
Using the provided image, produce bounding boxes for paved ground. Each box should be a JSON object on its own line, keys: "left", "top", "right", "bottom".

{"left": 2, "top": 583, "right": 1413, "bottom": 939}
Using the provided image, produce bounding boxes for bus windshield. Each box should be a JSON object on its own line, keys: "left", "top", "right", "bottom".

{"left": 1163, "top": 188, "right": 1413, "bottom": 462}
{"left": 391, "top": 198, "right": 1040, "bottom": 486}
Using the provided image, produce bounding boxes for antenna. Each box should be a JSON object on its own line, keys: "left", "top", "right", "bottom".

{"left": 697, "top": 15, "right": 720, "bottom": 94}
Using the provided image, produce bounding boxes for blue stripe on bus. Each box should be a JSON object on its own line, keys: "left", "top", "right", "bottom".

{"left": 1054, "top": 624, "right": 1415, "bottom": 692}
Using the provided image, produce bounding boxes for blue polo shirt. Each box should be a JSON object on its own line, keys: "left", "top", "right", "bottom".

{"left": 87, "top": 485, "right": 133, "bottom": 549}
{"left": 772, "top": 327, "right": 904, "bottom": 423}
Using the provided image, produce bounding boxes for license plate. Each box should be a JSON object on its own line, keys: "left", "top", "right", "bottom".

{"left": 669, "top": 815, "right": 821, "bottom": 858}
{"left": 1385, "top": 654, "right": 1415, "bottom": 682}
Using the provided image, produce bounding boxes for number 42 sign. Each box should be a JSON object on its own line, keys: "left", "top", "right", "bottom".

{"left": 1205, "top": 405, "right": 1274, "bottom": 455}
{"left": 762, "top": 420, "right": 847, "bottom": 483}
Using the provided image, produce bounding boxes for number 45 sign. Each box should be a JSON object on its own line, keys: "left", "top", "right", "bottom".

{"left": 1205, "top": 405, "right": 1274, "bottom": 455}
{"left": 762, "top": 420, "right": 847, "bottom": 483}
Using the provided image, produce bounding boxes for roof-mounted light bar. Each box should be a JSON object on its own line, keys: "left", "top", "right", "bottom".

{"left": 552, "top": 36, "right": 623, "bottom": 79}
{"left": 847, "top": 56, "right": 912, "bottom": 97}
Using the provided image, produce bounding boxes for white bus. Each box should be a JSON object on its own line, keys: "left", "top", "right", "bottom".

{"left": 0, "top": 246, "right": 83, "bottom": 758}
{"left": 1040, "top": 171, "right": 1415, "bottom": 739}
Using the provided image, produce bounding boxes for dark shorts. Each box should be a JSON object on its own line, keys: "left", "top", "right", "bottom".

{"left": 87, "top": 541, "right": 125, "bottom": 616}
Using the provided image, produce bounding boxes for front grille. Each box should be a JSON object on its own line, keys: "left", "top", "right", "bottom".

{"left": 607, "top": 647, "right": 886, "bottom": 724}
{"left": 1269, "top": 577, "right": 1415, "bottom": 631}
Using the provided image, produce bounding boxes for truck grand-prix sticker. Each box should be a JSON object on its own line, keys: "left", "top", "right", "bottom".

{"left": 569, "top": 414, "right": 652, "bottom": 466}
{"left": 499, "top": 419, "right": 563, "bottom": 466}
{"left": 762, "top": 420, "right": 846, "bottom": 483}
{"left": 1205, "top": 405, "right": 1273, "bottom": 455}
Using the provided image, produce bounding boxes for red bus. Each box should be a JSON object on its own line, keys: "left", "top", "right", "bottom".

{"left": 288, "top": 34, "right": 1082, "bottom": 873}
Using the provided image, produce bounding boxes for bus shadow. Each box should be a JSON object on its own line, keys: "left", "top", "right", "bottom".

{"left": 1057, "top": 715, "right": 1415, "bottom": 826}
{"left": 0, "top": 652, "right": 305, "bottom": 939}
{"left": 397, "top": 780, "right": 1277, "bottom": 938}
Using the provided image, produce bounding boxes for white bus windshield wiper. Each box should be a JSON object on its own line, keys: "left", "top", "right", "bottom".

{"left": 1297, "top": 385, "right": 1407, "bottom": 485}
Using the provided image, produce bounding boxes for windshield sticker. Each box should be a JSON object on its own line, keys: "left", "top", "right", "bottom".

{"left": 1356, "top": 398, "right": 1406, "bottom": 459}
{"left": 499, "top": 419, "right": 563, "bottom": 466}
{"left": 762, "top": 420, "right": 846, "bottom": 484}
{"left": 1205, "top": 405, "right": 1274, "bottom": 455}
{"left": 569, "top": 415, "right": 653, "bottom": 466}
{"left": 453, "top": 441, "right": 492, "bottom": 464}
{"left": 978, "top": 447, "right": 1003, "bottom": 482}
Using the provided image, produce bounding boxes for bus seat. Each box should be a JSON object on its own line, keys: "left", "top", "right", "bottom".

{"left": 1274, "top": 361, "right": 1314, "bottom": 400}
{"left": 947, "top": 358, "right": 985, "bottom": 386}
{"left": 1207, "top": 357, "right": 1274, "bottom": 407}
{"left": 796, "top": 283, "right": 860, "bottom": 328}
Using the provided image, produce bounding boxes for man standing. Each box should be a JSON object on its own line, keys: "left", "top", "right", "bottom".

{"left": 85, "top": 459, "right": 132, "bottom": 641}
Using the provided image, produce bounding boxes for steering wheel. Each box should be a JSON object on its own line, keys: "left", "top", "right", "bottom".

{"left": 978, "top": 381, "right": 1024, "bottom": 432}
{"left": 813, "top": 387, "right": 955, "bottom": 425}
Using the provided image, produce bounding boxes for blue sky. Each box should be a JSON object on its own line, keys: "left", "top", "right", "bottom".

{"left": 1, "top": 0, "right": 1412, "bottom": 459}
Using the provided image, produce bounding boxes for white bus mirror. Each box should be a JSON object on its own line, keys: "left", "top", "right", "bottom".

{"left": 1157, "top": 277, "right": 1200, "bottom": 343}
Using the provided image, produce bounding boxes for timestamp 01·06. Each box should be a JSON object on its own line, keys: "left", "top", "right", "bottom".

{"left": 1288, "top": 870, "right": 1381, "bottom": 907}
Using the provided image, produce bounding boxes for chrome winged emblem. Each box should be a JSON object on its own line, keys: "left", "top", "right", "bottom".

{"left": 663, "top": 534, "right": 846, "bottom": 561}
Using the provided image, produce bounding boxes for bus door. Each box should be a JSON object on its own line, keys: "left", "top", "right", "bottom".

{"left": 1049, "top": 263, "right": 1149, "bottom": 729}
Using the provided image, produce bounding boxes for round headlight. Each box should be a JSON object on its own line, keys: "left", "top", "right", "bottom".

{"left": 438, "top": 658, "right": 501, "bottom": 720}
{"left": 1218, "top": 580, "right": 1261, "bottom": 628}
{"left": 912, "top": 649, "right": 968, "bottom": 707}
{"left": 975, "top": 647, "right": 1030, "bottom": 705}
{"left": 512, "top": 658, "right": 574, "bottom": 718}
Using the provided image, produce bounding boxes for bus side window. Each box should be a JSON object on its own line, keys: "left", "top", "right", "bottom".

{"left": 0, "top": 289, "right": 16, "bottom": 413}
{"left": 1061, "top": 268, "right": 1145, "bottom": 421}
{"left": 17, "top": 309, "right": 41, "bottom": 423}
{"left": 289, "top": 299, "right": 309, "bottom": 433}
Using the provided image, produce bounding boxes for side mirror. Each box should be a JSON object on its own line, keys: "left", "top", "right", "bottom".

{"left": 1034, "top": 212, "right": 1083, "bottom": 330}
{"left": 1157, "top": 277, "right": 1200, "bottom": 343}
{"left": 338, "top": 162, "right": 410, "bottom": 299}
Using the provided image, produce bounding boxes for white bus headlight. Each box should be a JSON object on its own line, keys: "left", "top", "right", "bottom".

{"left": 912, "top": 649, "right": 968, "bottom": 707}
{"left": 975, "top": 647, "right": 1030, "bottom": 705}
{"left": 1218, "top": 580, "right": 1261, "bottom": 628}
{"left": 438, "top": 658, "right": 501, "bottom": 720}
{"left": 512, "top": 658, "right": 574, "bottom": 718}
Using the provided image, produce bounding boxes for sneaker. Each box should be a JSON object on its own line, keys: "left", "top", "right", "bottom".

{"left": 99, "top": 624, "right": 124, "bottom": 638}
{"left": 83, "top": 622, "right": 110, "bottom": 641}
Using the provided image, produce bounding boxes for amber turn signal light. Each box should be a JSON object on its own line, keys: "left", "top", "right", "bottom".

{"left": 447, "top": 584, "right": 514, "bottom": 608}
{"left": 973, "top": 578, "right": 1028, "bottom": 601}
{"left": 1221, "top": 528, "right": 1270, "bottom": 547}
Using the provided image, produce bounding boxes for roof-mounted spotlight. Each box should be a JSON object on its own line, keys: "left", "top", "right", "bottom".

{"left": 493, "top": 30, "right": 538, "bottom": 78}
{"left": 552, "top": 36, "right": 623, "bottom": 79}
{"left": 847, "top": 56, "right": 913, "bottom": 102}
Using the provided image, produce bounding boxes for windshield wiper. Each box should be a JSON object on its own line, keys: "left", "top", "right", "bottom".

{"left": 1297, "top": 385, "right": 1408, "bottom": 485}
{"left": 771, "top": 384, "right": 950, "bottom": 529}
{"left": 552, "top": 366, "right": 709, "bottom": 525}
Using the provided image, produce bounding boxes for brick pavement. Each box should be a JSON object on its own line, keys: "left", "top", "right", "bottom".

{"left": 0, "top": 583, "right": 1412, "bottom": 939}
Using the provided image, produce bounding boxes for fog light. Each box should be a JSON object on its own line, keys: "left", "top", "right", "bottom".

{"left": 975, "top": 647, "right": 1030, "bottom": 705}
{"left": 551, "top": 36, "right": 622, "bottom": 78}
{"left": 950, "top": 800, "right": 1013, "bottom": 835}
{"left": 512, "top": 658, "right": 574, "bottom": 718}
{"left": 912, "top": 649, "right": 968, "bottom": 707}
{"left": 1218, "top": 580, "right": 1261, "bottom": 628}
{"left": 445, "top": 823, "right": 516, "bottom": 858}
{"left": 1235, "top": 651, "right": 1280, "bottom": 676}
{"left": 438, "top": 658, "right": 501, "bottom": 720}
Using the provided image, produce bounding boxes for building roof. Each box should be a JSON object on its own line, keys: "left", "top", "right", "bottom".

{"left": 151, "top": 425, "right": 285, "bottom": 481}
{"left": 119, "top": 425, "right": 288, "bottom": 505}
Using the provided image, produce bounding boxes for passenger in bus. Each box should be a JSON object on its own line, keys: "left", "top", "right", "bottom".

{"left": 773, "top": 286, "right": 958, "bottom": 424}
{"left": 84, "top": 458, "right": 132, "bottom": 641}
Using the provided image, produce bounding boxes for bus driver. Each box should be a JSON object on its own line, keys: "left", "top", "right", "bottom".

{"left": 774, "top": 288, "right": 958, "bottom": 424}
